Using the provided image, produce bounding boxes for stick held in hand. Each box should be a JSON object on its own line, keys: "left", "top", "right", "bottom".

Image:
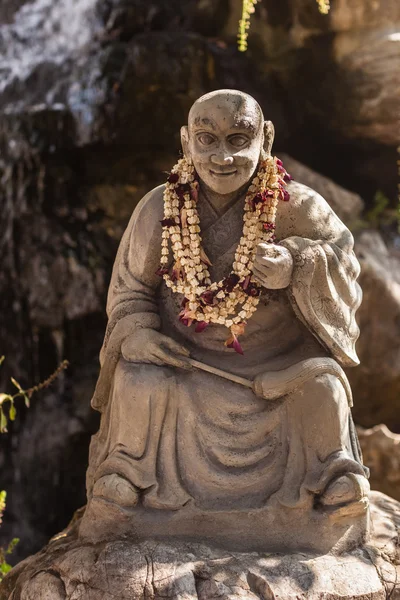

{"left": 186, "top": 358, "right": 253, "bottom": 388}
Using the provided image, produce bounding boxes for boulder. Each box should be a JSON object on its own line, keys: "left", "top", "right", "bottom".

{"left": 0, "top": 492, "right": 399, "bottom": 600}
{"left": 278, "top": 153, "right": 364, "bottom": 224}
{"left": 358, "top": 424, "right": 400, "bottom": 502}
{"left": 348, "top": 231, "right": 400, "bottom": 431}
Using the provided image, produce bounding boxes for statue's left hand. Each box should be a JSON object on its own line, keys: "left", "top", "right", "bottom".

{"left": 253, "top": 243, "right": 293, "bottom": 290}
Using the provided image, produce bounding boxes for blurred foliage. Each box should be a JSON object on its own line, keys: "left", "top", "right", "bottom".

{"left": 238, "top": 0, "right": 258, "bottom": 52}
{"left": 366, "top": 191, "right": 390, "bottom": 228}
{"left": 316, "top": 0, "right": 330, "bottom": 14}
{"left": 0, "top": 358, "right": 69, "bottom": 580}
{"left": 0, "top": 356, "right": 69, "bottom": 434}
{"left": 365, "top": 190, "right": 400, "bottom": 231}
{"left": 0, "top": 492, "right": 19, "bottom": 582}
{"left": 350, "top": 191, "right": 400, "bottom": 234}
{"left": 238, "top": 0, "right": 330, "bottom": 50}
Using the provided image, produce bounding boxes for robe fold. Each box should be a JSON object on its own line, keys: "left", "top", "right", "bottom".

{"left": 86, "top": 181, "right": 366, "bottom": 510}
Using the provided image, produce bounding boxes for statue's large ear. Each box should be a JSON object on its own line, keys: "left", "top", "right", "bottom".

{"left": 262, "top": 121, "right": 275, "bottom": 157}
{"left": 180, "top": 126, "right": 191, "bottom": 161}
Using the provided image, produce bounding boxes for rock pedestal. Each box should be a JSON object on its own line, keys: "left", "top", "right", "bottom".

{"left": 78, "top": 494, "right": 370, "bottom": 556}
{"left": 1, "top": 492, "right": 399, "bottom": 600}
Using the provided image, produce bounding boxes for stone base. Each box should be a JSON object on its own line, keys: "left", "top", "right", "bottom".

{"left": 1, "top": 492, "right": 399, "bottom": 600}
{"left": 79, "top": 493, "right": 370, "bottom": 555}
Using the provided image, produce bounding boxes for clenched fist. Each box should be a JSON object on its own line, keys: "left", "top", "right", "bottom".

{"left": 121, "top": 328, "right": 191, "bottom": 369}
{"left": 253, "top": 243, "right": 293, "bottom": 290}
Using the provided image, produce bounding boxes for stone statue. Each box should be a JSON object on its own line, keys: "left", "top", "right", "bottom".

{"left": 79, "top": 89, "right": 370, "bottom": 552}
{"left": 5, "top": 90, "right": 400, "bottom": 600}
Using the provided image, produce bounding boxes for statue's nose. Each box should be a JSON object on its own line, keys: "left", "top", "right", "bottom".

{"left": 210, "top": 154, "right": 234, "bottom": 166}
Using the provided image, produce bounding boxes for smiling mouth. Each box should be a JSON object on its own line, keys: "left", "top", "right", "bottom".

{"left": 209, "top": 169, "right": 238, "bottom": 177}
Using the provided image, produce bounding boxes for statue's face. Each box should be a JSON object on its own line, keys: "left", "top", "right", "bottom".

{"left": 186, "top": 95, "right": 264, "bottom": 195}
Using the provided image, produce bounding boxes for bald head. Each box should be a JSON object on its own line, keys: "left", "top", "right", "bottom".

{"left": 181, "top": 89, "right": 273, "bottom": 196}
{"left": 188, "top": 89, "right": 264, "bottom": 135}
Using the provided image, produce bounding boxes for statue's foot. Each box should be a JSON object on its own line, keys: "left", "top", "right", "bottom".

{"left": 319, "top": 474, "right": 370, "bottom": 508}
{"left": 92, "top": 474, "right": 139, "bottom": 508}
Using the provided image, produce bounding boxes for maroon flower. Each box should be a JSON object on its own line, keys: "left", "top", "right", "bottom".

{"left": 249, "top": 190, "right": 274, "bottom": 211}
{"left": 222, "top": 273, "right": 240, "bottom": 293}
{"left": 155, "top": 267, "right": 169, "bottom": 277}
{"left": 195, "top": 321, "right": 209, "bottom": 333}
{"left": 225, "top": 323, "right": 246, "bottom": 355}
{"left": 241, "top": 275, "right": 251, "bottom": 290}
{"left": 190, "top": 185, "right": 199, "bottom": 203}
{"left": 244, "top": 282, "right": 261, "bottom": 297}
{"left": 240, "top": 277, "right": 260, "bottom": 296}
{"left": 282, "top": 189, "right": 290, "bottom": 202}
{"left": 225, "top": 335, "right": 244, "bottom": 355}
{"left": 200, "top": 247, "right": 213, "bottom": 266}
{"left": 276, "top": 158, "right": 283, "bottom": 167}
{"left": 200, "top": 290, "right": 216, "bottom": 306}
{"left": 249, "top": 196, "right": 261, "bottom": 212}
{"left": 179, "top": 301, "right": 196, "bottom": 327}
{"left": 179, "top": 316, "right": 191, "bottom": 327}
{"left": 167, "top": 172, "right": 179, "bottom": 184}
{"left": 160, "top": 218, "right": 176, "bottom": 227}
{"left": 284, "top": 173, "right": 293, "bottom": 183}
{"left": 263, "top": 222, "right": 275, "bottom": 232}
{"left": 176, "top": 183, "right": 191, "bottom": 198}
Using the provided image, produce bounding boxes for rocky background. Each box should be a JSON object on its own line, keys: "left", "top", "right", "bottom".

{"left": 0, "top": 0, "right": 399, "bottom": 562}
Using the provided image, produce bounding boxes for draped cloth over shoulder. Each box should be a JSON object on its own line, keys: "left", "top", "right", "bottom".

{"left": 276, "top": 183, "right": 361, "bottom": 368}
{"left": 91, "top": 188, "right": 164, "bottom": 412}
{"left": 86, "top": 181, "right": 366, "bottom": 511}
{"left": 280, "top": 234, "right": 361, "bottom": 367}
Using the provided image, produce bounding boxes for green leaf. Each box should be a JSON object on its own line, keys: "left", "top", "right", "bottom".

{"left": 0, "top": 491, "right": 6, "bottom": 521}
{"left": 0, "top": 356, "right": 5, "bottom": 367}
{"left": 23, "top": 393, "right": 30, "bottom": 408}
{"left": 0, "top": 562, "right": 12, "bottom": 575}
{"left": 6, "top": 538, "right": 19, "bottom": 555}
{"left": 9, "top": 404, "right": 16, "bottom": 422}
{"left": 0, "top": 394, "right": 11, "bottom": 405}
{"left": 0, "top": 410, "right": 7, "bottom": 434}
{"left": 10, "top": 377, "right": 22, "bottom": 392}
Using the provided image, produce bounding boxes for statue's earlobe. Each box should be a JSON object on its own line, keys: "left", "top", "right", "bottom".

{"left": 180, "top": 126, "right": 191, "bottom": 162}
{"left": 262, "top": 121, "right": 275, "bottom": 157}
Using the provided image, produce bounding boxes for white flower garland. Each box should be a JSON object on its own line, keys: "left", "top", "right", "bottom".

{"left": 157, "top": 155, "right": 292, "bottom": 353}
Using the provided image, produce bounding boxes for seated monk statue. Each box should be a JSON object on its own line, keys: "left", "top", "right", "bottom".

{"left": 82, "top": 89, "right": 370, "bottom": 552}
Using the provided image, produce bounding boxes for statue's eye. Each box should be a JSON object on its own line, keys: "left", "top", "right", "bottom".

{"left": 228, "top": 134, "right": 249, "bottom": 148}
{"left": 197, "top": 133, "right": 216, "bottom": 146}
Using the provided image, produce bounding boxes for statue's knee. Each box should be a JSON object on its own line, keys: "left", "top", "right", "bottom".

{"left": 301, "top": 373, "right": 347, "bottom": 409}
{"left": 114, "top": 359, "right": 173, "bottom": 398}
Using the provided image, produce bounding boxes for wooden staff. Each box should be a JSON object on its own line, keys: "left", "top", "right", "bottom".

{"left": 187, "top": 358, "right": 253, "bottom": 389}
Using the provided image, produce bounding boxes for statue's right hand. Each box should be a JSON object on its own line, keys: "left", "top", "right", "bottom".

{"left": 121, "top": 328, "right": 191, "bottom": 370}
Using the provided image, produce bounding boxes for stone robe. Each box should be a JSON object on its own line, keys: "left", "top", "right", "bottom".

{"left": 86, "top": 181, "right": 367, "bottom": 512}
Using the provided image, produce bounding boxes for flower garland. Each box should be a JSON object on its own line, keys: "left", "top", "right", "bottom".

{"left": 156, "top": 156, "right": 292, "bottom": 354}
